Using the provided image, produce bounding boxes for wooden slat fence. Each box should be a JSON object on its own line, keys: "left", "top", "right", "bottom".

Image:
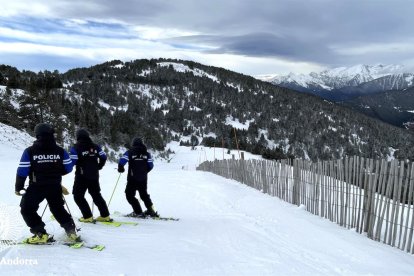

{"left": 196, "top": 157, "right": 414, "bottom": 254}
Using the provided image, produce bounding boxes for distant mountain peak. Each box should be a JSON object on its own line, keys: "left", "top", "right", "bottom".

{"left": 258, "top": 64, "right": 411, "bottom": 95}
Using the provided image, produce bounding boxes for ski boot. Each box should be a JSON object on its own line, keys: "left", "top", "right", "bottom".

{"left": 143, "top": 206, "right": 160, "bottom": 218}
{"left": 25, "top": 233, "right": 53, "bottom": 244}
{"left": 63, "top": 221, "right": 82, "bottom": 243}
{"left": 126, "top": 212, "right": 146, "bottom": 218}
{"left": 66, "top": 231, "right": 82, "bottom": 243}
{"left": 79, "top": 216, "right": 95, "bottom": 223}
{"left": 96, "top": 216, "right": 112, "bottom": 222}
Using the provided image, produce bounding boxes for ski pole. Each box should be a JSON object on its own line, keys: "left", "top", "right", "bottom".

{"left": 63, "top": 196, "right": 73, "bottom": 218}
{"left": 41, "top": 203, "right": 48, "bottom": 218}
{"left": 108, "top": 173, "right": 121, "bottom": 208}
{"left": 62, "top": 196, "right": 80, "bottom": 234}
{"left": 60, "top": 183, "right": 72, "bottom": 217}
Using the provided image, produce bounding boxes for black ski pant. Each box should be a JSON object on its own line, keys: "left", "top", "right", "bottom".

{"left": 73, "top": 176, "right": 110, "bottom": 218}
{"left": 125, "top": 179, "right": 153, "bottom": 214}
{"left": 20, "top": 184, "right": 75, "bottom": 234}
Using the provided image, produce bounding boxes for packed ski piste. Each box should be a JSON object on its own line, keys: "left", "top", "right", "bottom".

{"left": 1, "top": 123, "right": 414, "bottom": 275}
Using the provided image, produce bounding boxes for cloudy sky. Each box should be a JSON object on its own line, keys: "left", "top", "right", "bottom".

{"left": 1, "top": 0, "right": 414, "bottom": 76}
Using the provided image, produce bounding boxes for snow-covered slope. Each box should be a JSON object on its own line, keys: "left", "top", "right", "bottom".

{"left": 1, "top": 125, "right": 414, "bottom": 275}
{"left": 0, "top": 123, "right": 34, "bottom": 151}
{"left": 158, "top": 62, "right": 219, "bottom": 83}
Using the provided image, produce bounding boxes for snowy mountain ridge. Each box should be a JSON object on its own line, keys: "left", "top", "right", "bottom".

{"left": 157, "top": 62, "right": 220, "bottom": 83}
{"left": 265, "top": 64, "right": 408, "bottom": 91}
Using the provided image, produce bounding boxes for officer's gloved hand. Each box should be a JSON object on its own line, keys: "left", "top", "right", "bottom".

{"left": 15, "top": 189, "right": 26, "bottom": 196}
{"left": 118, "top": 165, "right": 125, "bottom": 173}
{"left": 98, "top": 159, "right": 106, "bottom": 170}
{"left": 61, "top": 185, "right": 70, "bottom": 196}
{"left": 15, "top": 175, "right": 26, "bottom": 196}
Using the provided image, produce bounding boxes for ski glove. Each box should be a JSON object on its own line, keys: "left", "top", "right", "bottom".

{"left": 15, "top": 175, "right": 26, "bottom": 194}
{"left": 98, "top": 158, "right": 106, "bottom": 170}
{"left": 15, "top": 190, "right": 25, "bottom": 196}
{"left": 61, "top": 185, "right": 70, "bottom": 196}
{"left": 118, "top": 165, "right": 125, "bottom": 173}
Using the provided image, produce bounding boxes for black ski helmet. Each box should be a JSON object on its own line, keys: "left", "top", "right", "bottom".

{"left": 76, "top": 128, "right": 90, "bottom": 140}
{"left": 34, "top": 123, "right": 54, "bottom": 137}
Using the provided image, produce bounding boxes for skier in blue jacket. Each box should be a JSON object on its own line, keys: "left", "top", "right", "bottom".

{"left": 15, "top": 123, "right": 80, "bottom": 244}
{"left": 118, "top": 137, "right": 158, "bottom": 217}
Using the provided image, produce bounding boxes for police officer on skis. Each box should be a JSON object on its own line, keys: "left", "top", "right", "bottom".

{"left": 118, "top": 137, "right": 158, "bottom": 217}
{"left": 69, "top": 128, "right": 111, "bottom": 223}
{"left": 15, "top": 123, "right": 80, "bottom": 244}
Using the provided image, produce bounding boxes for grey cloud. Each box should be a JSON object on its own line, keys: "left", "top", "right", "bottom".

{"left": 46, "top": 0, "right": 414, "bottom": 67}
{"left": 51, "top": 0, "right": 414, "bottom": 39}
{"left": 4, "top": 0, "right": 414, "bottom": 70}
{"left": 168, "top": 33, "right": 336, "bottom": 64}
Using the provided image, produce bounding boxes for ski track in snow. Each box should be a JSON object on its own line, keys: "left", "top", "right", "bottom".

{"left": 1, "top": 130, "right": 414, "bottom": 275}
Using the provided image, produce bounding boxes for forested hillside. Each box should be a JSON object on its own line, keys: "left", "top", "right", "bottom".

{"left": 340, "top": 87, "right": 414, "bottom": 128}
{"left": 1, "top": 59, "right": 413, "bottom": 161}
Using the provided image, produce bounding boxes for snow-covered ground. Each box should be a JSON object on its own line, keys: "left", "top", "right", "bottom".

{"left": 1, "top": 124, "right": 414, "bottom": 275}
